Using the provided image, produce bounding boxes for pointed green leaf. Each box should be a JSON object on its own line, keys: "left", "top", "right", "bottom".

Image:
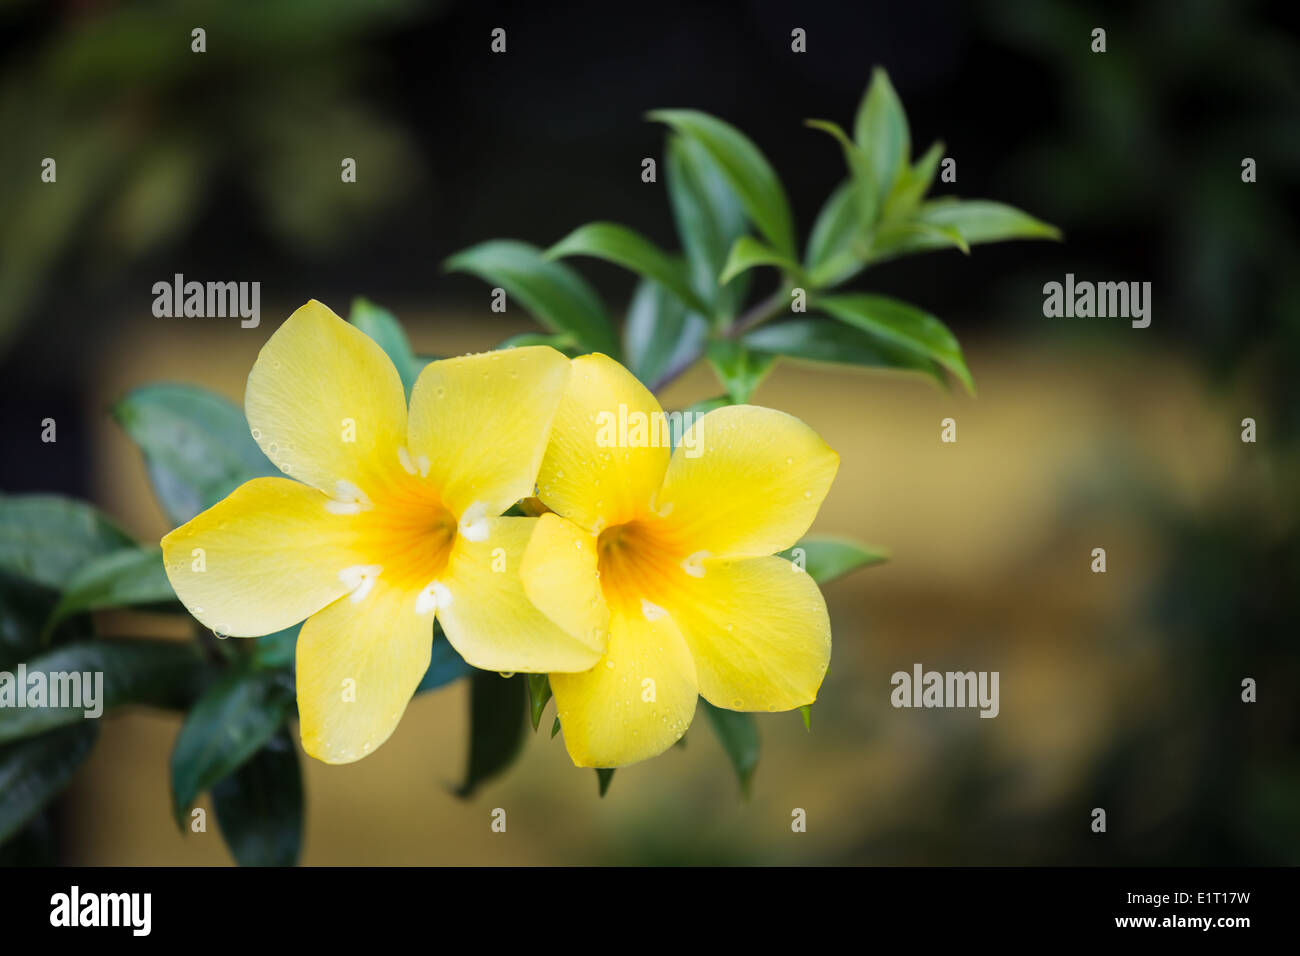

{"left": 805, "top": 119, "right": 878, "bottom": 231}
{"left": 527, "top": 674, "right": 552, "bottom": 731}
{"left": 665, "top": 134, "right": 749, "bottom": 316}
{"left": 0, "top": 638, "right": 209, "bottom": 745}
{"left": 702, "top": 700, "right": 759, "bottom": 797}
{"left": 0, "top": 723, "right": 98, "bottom": 844}
{"left": 0, "top": 495, "right": 133, "bottom": 590}
{"left": 444, "top": 240, "right": 618, "bottom": 355}
{"left": 743, "top": 319, "right": 946, "bottom": 387}
{"left": 171, "top": 667, "right": 295, "bottom": 828}
{"left": 456, "top": 671, "right": 527, "bottom": 797}
{"left": 211, "top": 731, "right": 303, "bottom": 867}
{"left": 548, "top": 222, "right": 712, "bottom": 317}
{"left": 885, "top": 140, "right": 944, "bottom": 218}
{"left": 811, "top": 293, "right": 974, "bottom": 394}
{"left": 348, "top": 297, "right": 421, "bottom": 398}
{"left": 113, "top": 385, "right": 277, "bottom": 526}
{"left": 596, "top": 767, "right": 615, "bottom": 797}
{"left": 778, "top": 535, "right": 889, "bottom": 585}
{"left": 648, "top": 109, "right": 797, "bottom": 259}
{"left": 623, "top": 278, "right": 709, "bottom": 388}
{"left": 805, "top": 181, "right": 867, "bottom": 287}
{"left": 719, "top": 236, "right": 805, "bottom": 285}
{"left": 853, "top": 67, "right": 911, "bottom": 203}
{"left": 44, "top": 547, "right": 177, "bottom": 637}
{"left": 551, "top": 715, "right": 561, "bottom": 739}
{"left": 799, "top": 705, "right": 812, "bottom": 731}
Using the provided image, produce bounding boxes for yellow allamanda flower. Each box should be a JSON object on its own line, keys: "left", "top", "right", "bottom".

{"left": 161, "top": 301, "right": 606, "bottom": 763}
{"left": 519, "top": 353, "right": 840, "bottom": 768}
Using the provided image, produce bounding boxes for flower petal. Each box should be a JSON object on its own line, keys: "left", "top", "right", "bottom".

{"left": 536, "top": 353, "right": 670, "bottom": 534}
{"left": 438, "top": 516, "right": 605, "bottom": 673}
{"left": 161, "top": 477, "right": 368, "bottom": 637}
{"left": 245, "top": 300, "right": 408, "bottom": 497}
{"left": 519, "top": 512, "right": 610, "bottom": 652}
{"left": 656, "top": 404, "right": 838, "bottom": 557}
{"left": 550, "top": 603, "right": 698, "bottom": 768}
{"left": 406, "top": 347, "right": 570, "bottom": 519}
{"left": 666, "top": 554, "right": 830, "bottom": 712}
{"left": 296, "top": 579, "right": 432, "bottom": 764}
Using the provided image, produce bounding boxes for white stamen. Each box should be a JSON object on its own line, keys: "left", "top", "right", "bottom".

{"left": 397, "top": 446, "right": 417, "bottom": 475}
{"left": 649, "top": 492, "right": 674, "bottom": 518}
{"left": 325, "top": 479, "right": 373, "bottom": 515}
{"left": 416, "top": 580, "right": 453, "bottom": 616}
{"left": 681, "top": 550, "right": 710, "bottom": 578}
{"left": 641, "top": 598, "right": 668, "bottom": 621}
{"left": 339, "top": 564, "right": 383, "bottom": 602}
{"left": 418, "top": 454, "right": 430, "bottom": 477}
{"left": 459, "top": 501, "right": 490, "bottom": 542}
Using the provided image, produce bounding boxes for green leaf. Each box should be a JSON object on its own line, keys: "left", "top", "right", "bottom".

{"left": 212, "top": 731, "right": 303, "bottom": 867}
{"left": 885, "top": 140, "right": 944, "bottom": 218}
{"left": 596, "top": 767, "right": 615, "bottom": 797}
{"left": 444, "top": 240, "right": 618, "bottom": 355}
{"left": 623, "top": 278, "right": 709, "bottom": 388}
{"left": 113, "top": 385, "right": 277, "bottom": 526}
{"left": 777, "top": 535, "right": 889, "bottom": 585}
{"left": 416, "top": 625, "right": 473, "bottom": 694}
{"left": 648, "top": 109, "right": 797, "bottom": 259}
{"left": 348, "top": 297, "right": 422, "bottom": 398}
{"left": 702, "top": 700, "right": 759, "bottom": 797}
{"left": 706, "top": 339, "right": 774, "bottom": 404}
{"left": 526, "top": 674, "right": 553, "bottom": 732}
{"left": 456, "top": 671, "right": 527, "bottom": 797}
{"left": 811, "top": 293, "right": 974, "bottom": 394}
{"left": 743, "top": 319, "right": 946, "bottom": 387}
{"left": 871, "top": 221, "right": 969, "bottom": 262}
{"left": 0, "top": 638, "right": 209, "bottom": 745}
{"left": 805, "top": 119, "right": 878, "bottom": 232}
{"left": 719, "top": 236, "right": 804, "bottom": 285}
{"left": 799, "top": 704, "right": 813, "bottom": 731}
{"left": 0, "top": 723, "right": 98, "bottom": 844}
{"left": 853, "top": 67, "right": 911, "bottom": 204}
{"left": 43, "top": 547, "right": 177, "bottom": 638}
{"left": 551, "top": 715, "right": 561, "bottom": 739}
{"left": 664, "top": 134, "right": 749, "bottom": 316}
{"left": 253, "top": 626, "right": 298, "bottom": 670}
{"left": 805, "top": 181, "right": 867, "bottom": 287}
{"left": 870, "top": 199, "right": 1061, "bottom": 264}
{"left": 0, "top": 573, "right": 92, "bottom": 672}
{"left": 547, "top": 222, "right": 712, "bottom": 317}
{"left": 0, "top": 495, "right": 133, "bottom": 590}
{"left": 170, "top": 667, "right": 295, "bottom": 828}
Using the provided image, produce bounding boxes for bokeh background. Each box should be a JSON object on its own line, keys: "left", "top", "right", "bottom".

{"left": 1, "top": 0, "right": 1297, "bottom": 864}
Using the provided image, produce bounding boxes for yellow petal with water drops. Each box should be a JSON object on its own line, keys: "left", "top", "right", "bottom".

{"left": 161, "top": 477, "right": 368, "bottom": 637}
{"left": 655, "top": 404, "right": 838, "bottom": 558}
{"left": 437, "top": 516, "right": 605, "bottom": 673}
{"left": 666, "top": 554, "right": 830, "bottom": 712}
{"left": 245, "top": 300, "right": 408, "bottom": 498}
{"left": 536, "top": 353, "right": 670, "bottom": 534}
{"left": 296, "top": 577, "right": 433, "bottom": 764}
{"left": 550, "top": 602, "right": 698, "bottom": 768}
{"left": 406, "top": 347, "right": 570, "bottom": 519}
{"left": 519, "top": 512, "right": 610, "bottom": 653}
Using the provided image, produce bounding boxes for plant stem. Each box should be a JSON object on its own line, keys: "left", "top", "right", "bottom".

{"left": 649, "top": 283, "right": 792, "bottom": 395}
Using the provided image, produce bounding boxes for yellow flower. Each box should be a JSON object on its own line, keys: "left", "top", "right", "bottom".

{"left": 520, "top": 353, "right": 839, "bottom": 768}
{"left": 161, "top": 301, "right": 606, "bottom": 763}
